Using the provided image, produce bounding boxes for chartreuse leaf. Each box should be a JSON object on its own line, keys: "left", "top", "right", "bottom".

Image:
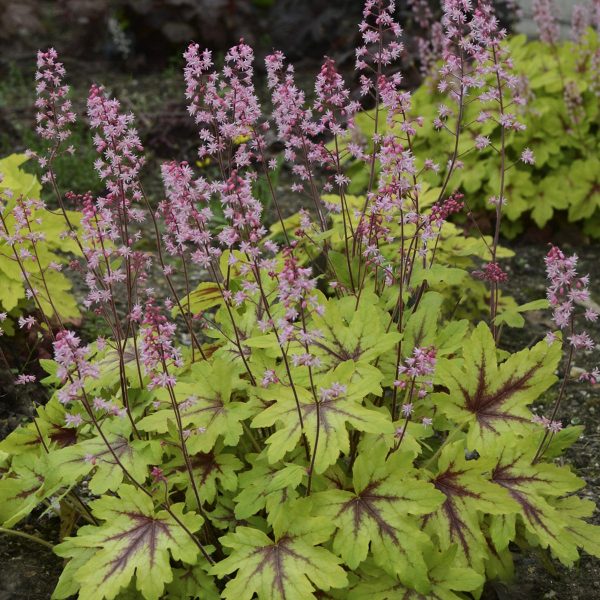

{"left": 488, "top": 441, "right": 600, "bottom": 565}
{"left": 212, "top": 503, "right": 348, "bottom": 600}
{"left": 309, "top": 291, "right": 400, "bottom": 370}
{"left": 410, "top": 263, "right": 467, "bottom": 288}
{"left": 494, "top": 298, "right": 549, "bottom": 329}
{"left": 50, "top": 420, "right": 160, "bottom": 495}
{"left": 174, "top": 281, "right": 224, "bottom": 317}
{"left": 0, "top": 452, "right": 63, "bottom": 527}
{"left": 233, "top": 452, "right": 306, "bottom": 527}
{"left": 52, "top": 547, "right": 97, "bottom": 599}
{"left": 91, "top": 340, "right": 146, "bottom": 392}
{"left": 0, "top": 154, "right": 81, "bottom": 319}
{"left": 0, "top": 154, "right": 42, "bottom": 198}
{"left": 433, "top": 323, "right": 561, "bottom": 449}
{"left": 328, "top": 250, "right": 361, "bottom": 290}
{"left": 310, "top": 444, "right": 444, "bottom": 593}
{"left": 551, "top": 496, "right": 600, "bottom": 560}
{"left": 399, "top": 292, "right": 468, "bottom": 364}
{"left": 357, "top": 415, "right": 435, "bottom": 459}
{"left": 348, "top": 548, "right": 484, "bottom": 599}
{"left": 138, "top": 358, "right": 253, "bottom": 451}
{"left": 0, "top": 275, "right": 25, "bottom": 312}
{"left": 424, "top": 441, "right": 519, "bottom": 573}
{"left": 53, "top": 485, "right": 204, "bottom": 600}
{"left": 542, "top": 424, "right": 584, "bottom": 458}
{"left": 252, "top": 361, "right": 393, "bottom": 472}
{"left": 401, "top": 291, "right": 443, "bottom": 353}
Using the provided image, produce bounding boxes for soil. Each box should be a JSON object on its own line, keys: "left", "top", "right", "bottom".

{"left": 0, "top": 518, "right": 63, "bottom": 600}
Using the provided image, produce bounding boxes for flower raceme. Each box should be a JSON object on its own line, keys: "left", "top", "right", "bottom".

{"left": 140, "top": 300, "right": 184, "bottom": 390}
{"left": 0, "top": 2, "right": 599, "bottom": 600}
{"left": 545, "top": 245, "right": 596, "bottom": 337}
{"left": 532, "top": 0, "right": 561, "bottom": 45}
{"left": 33, "top": 47, "right": 76, "bottom": 181}
{"left": 530, "top": 245, "right": 599, "bottom": 458}
{"left": 87, "top": 84, "right": 146, "bottom": 227}
{"left": 53, "top": 329, "right": 98, "bottom": 405}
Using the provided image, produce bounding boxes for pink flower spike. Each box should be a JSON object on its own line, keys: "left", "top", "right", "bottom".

{"left": 34, "top": 48, "right": 76, "bottom": 151}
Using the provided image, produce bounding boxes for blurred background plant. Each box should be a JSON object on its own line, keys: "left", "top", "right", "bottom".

{"left": 342, "top": 28, "right": 600, "bottom": 238}
{"left": 0, "top": 154, "right": 80, "bottom": 333}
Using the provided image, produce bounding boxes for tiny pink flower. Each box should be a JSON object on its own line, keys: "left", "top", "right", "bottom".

{"left": 401, "top": 403, "right": 413, "bottom": 417}
{"left": 65, "top": 413, "right": 83, "bottom": 427}
{"left": 18, "top": 316, "right": 37, "bottom": 330}
{"left": 520, "top": 148, "right": 535, "bottom": 165}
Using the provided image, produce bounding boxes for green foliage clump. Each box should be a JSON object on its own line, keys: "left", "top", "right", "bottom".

{"left": 0, "top": 191, "right": 597, "bottom": 598}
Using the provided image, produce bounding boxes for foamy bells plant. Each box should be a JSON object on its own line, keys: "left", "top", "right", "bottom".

{"left": 0, "top": 2, "right": 599, "bottom": 599}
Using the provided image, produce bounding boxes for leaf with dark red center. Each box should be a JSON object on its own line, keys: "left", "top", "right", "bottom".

{"left": 488, "top": 442, "right": 600, "bottom": 566}
{"left": 53, "top": 484, "right": 204, "bottom": 600}
{"left": 51, "top": 420, "right": 160, "bottom": 495}
{"left": 432, "top": 322, "right": 561, "bottom": 448}
{"left": 166, "top": 444, "right": 243, "bottom": 505}
{"left": 423, "top": 441, "right": 519, "bottom": 573}
{"left": 310, "top": 291, "right": 400, "bottom": 370}
{"left": 311, "top": 445, "right": 444, "bottom": 593}
{"left": 0, "top": 453, "right": 62, "bottom": 527}
{"left": 212, "top": 507, "right": 347, "bottom": 600}
{"left": 252, "top": 361, "right": 393, "bottom": 473}
{"left": 137, "top": 359, "right": 253, "bottom": 451}
{"left": 0, "top": 398, "right": 77, "bottom": 456}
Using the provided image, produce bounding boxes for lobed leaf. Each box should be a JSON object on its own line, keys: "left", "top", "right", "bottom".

{"left": 433, "top": 323, "right": 561, "bottom": 448}
{"left": 53, "top": 485, "right": 204, "bottom": 600}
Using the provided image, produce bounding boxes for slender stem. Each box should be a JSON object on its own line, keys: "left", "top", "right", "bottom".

{"left": 533, "top": 342, "right": 575, "bottom": 464}
{"left": 0, "top": 527, "right": 54, "bottom": 549}
{"left": 490, "top": 45, "right": 507, "bottom": 339}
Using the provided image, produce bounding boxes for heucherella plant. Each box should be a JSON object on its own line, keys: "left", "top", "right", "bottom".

{"left": 0, "top": 2, "right": 599, "bottom": 599}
